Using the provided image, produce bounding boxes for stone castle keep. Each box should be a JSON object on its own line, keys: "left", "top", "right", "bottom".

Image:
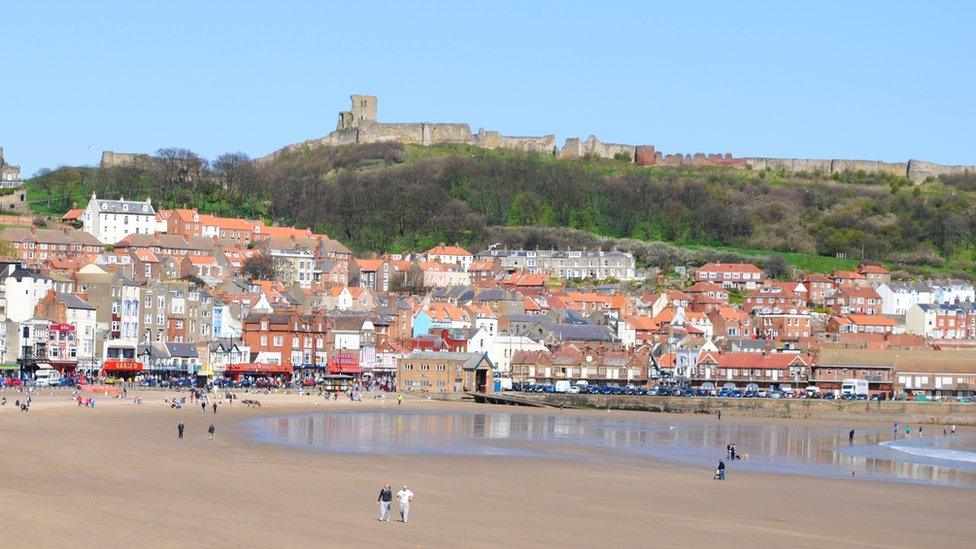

{"left": 105, "top": 94, "right": 976, "bottom": 183}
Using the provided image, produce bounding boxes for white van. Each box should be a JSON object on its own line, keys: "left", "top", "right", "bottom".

{"left": 554, "top": 380, "right": 572, "bottom": 393}
{"left": 35, "top": 367, "right": 61, "bottom": 387}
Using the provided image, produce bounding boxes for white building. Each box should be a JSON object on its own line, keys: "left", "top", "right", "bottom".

{"left": 4, "top": 268, "right": 53, "bottom": 322}
{"left": 425, "top": 244, "right": 474, "bottom": 272}
{"left": 58, "top": 293, "right": 97, "bottom": 368}
{"left": 82, "top": 193, "right": 156, "bottom": 244}
{"left": 877, "top": 283, "right": 934, "bottom": 316}
{"left": 931, "top": 280, "right": 975, "bottom": 306}
{"left": 487, "top": 334, "right": 547, "bottom": 374}
{"left": 270, "top": 248, "right": 315, "bottom": 289}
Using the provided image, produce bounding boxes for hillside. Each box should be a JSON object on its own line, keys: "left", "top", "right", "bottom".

{"left": 26, "top": 143, "right": 976, "bottom": 277}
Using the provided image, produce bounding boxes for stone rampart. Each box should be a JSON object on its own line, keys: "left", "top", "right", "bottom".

{"left": 746, "top": 157, "right": 833, "bottom": 173}
{"left": 422, "top": 123, "right": 475, "bottom": 146}
{"left": 356, "top": 121, "right": 426, "bottom": 144}
{"left": 249, "top": 95, "right": 976, "bottom": 179}
{"left": 831, "top": 159, "right": 908, "bottom": 177}
{"left": 100, "top": 151, "right": 157, "bottom": 169}
{"left": 498, "top": 134, "right": 556, "bottom": 154}
{"left": 907, "top": 159, "right": 976, "bottom": 183}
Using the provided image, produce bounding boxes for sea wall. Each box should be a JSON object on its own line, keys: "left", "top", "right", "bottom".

{"left": 512, "top": 394, "right": 976, "bottom": 425}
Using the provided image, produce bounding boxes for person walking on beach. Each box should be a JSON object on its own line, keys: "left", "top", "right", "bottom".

{"left": 717, "top": 410, "right": 722, "bottom": 421}
{"left": 213, "top": 402, "right": 217, "bottom": 414}
{"left": 377, "top": 484, "right": 393, "bottom": 522}
{"left": 396, "top": 485, "right": 414, "bottom": 523}
{"left": 951, "top": 425, "right": 956, "bottom": 436}
{"left": 208, "top": 424, "right": 215, "bottom": 440}
{"left": 201, "top": 401, "right": 207, "bottom": 413}
{"left": 726, "top": 443, "right": 732, "bottom": 459}
{"left": 848, "top": 429, "right": 855, "bottom": 446}
{"left": 397, "top": 394, "right": 403, "bottom": 406}
{"left": 905, "top": 424, "right": 911, "bottom": 438}
{"left": 893, "top": 422, "right": 899, "bottom": 439}
{"left": 178, "top": 421, "right": 185, "bottom": 439}
{"left": 715, "top": 460, "right": 726, "bottom": 480}
{"left": 918, "top": 425, "right": 923, "bottom": 437}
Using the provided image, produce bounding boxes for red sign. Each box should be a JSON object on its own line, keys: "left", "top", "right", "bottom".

{"left": 103, "top": 360, "right": 143, "bottom": 372}
{"left": 328, "top": 352, "right": 361, "bottom": 375}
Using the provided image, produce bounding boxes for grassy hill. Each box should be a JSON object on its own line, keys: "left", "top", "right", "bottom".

{"left": 25, "top": 142, "right": 976, "bottom": 278}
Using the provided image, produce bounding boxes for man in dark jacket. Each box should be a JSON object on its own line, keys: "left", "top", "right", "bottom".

{"left": 716, "top": 460, "right": 726, "bottom": 480}
{"left": 377, "top": 484, "right": 392, "bottom": 522}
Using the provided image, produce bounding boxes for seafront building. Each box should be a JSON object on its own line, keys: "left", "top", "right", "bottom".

{"left": 0, "top": 193, "right": 972, "bottom": 399}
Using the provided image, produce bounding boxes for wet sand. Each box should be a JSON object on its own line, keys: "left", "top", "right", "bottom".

{"left": 1, "top": 389, "right": 974, "bottom": 548}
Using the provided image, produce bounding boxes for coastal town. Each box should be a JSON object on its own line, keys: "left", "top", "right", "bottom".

{"left": 0, "top": 189, "right": 973, "bottom": 402}
{"left": 6, "top": 4, "right": 976, "bottom": 547}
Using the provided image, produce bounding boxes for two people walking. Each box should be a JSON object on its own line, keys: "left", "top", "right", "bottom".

{"left": 177, "top": 421, "right": 216, "bottom": 440}
{"left": 378, "top": 484, "right": 414, "bottom": 523}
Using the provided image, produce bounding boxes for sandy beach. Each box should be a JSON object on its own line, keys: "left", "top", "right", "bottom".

{"left": 1, "top": 389, "right": 973, "bottom": 548}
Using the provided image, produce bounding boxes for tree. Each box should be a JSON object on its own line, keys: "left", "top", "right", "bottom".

{"left": 241, "top": 254, "right": 278, "bottom": 281}
{"left": 389, "top": 261, "right": 426, "bottom": 293}
{"left": 763, "top": 255, "right": 790, "bottom": 280}
{"left": 212, "top": 152, "right": 258, "bottom": 198}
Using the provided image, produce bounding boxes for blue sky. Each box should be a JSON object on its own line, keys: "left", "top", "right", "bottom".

{"left": 5, "top": 1, "right": 974, "bottom": 175}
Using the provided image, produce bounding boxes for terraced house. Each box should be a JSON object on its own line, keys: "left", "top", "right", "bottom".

{"left": 476, "top": 249, "right": 637, "bottom": 280}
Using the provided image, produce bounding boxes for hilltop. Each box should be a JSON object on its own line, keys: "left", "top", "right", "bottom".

{"left": 25, "top": 141, "right": 976, "bottom": 278}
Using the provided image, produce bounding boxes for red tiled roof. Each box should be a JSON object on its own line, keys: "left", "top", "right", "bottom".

{"left": 425, "top": 245, "right": 472, "bottom": 257}
{"left": 698, "top": 263, "right": 763, "bottom": 273}
{"left": 847, "top": 314, "right": 899, "bottom": 326}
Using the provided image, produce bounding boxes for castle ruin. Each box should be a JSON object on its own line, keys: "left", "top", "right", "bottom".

{"left": 106, "top": 95, "right": 976, "bottom": 184}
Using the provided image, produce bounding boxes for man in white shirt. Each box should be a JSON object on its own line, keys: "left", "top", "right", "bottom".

{"left": 396, "top": 485, "right": 414, "bottom": 523}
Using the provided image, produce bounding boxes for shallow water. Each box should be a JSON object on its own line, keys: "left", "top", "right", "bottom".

{"left": 248, "top": 410, "right": 976, "bottom": 489}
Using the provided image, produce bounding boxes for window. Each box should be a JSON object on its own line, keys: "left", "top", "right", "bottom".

{"left": 260, "top": 336, "right": 268, "bottom": 346}
{"left": 261, "top": 320, "right": 268, "bottom": 331}
{"left": 273, "top": 336, "right": 284, "bottom": 347}
{"left": 156, "top": 314, "right": 164, "bottom": 326}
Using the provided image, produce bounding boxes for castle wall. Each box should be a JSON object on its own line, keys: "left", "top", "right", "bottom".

{"left": 474, "top": 129, "right": 502, "bottom": 149}
{"left": 100, "top": 151, "right": 156, "bottom": 169}
{"left": 497, "top": 135, "right": 556, "bottom": 155}
{"left": 831, "top": 160, "right": 908, "bottom": 178}
{"left": 582, "top": 135, "right": 635, "bottom": 161}
{"left": 745, "top": 157, "right": 834, "bottom": 173}
{"left": 556, "top": 138, "right": 583, "bottom": 159}
{"left": 356, "top": 122, "right": 425, "bottom": 144}
{"left": 252, "top": 95, "right": 976, "bottom": 182}
{"left": 908, "top": 160, "right": 976, "bottom": 183}
{"left": 421, "top": 123, "right": 474, "bottom": 146}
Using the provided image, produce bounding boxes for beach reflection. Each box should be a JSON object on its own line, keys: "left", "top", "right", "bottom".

{"left": 255, "top": 411, "right": 976, "bottom": 488}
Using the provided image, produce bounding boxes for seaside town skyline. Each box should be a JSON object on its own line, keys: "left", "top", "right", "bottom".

{"left": 3, "top": 3, "right": 976, "bottom": 548}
